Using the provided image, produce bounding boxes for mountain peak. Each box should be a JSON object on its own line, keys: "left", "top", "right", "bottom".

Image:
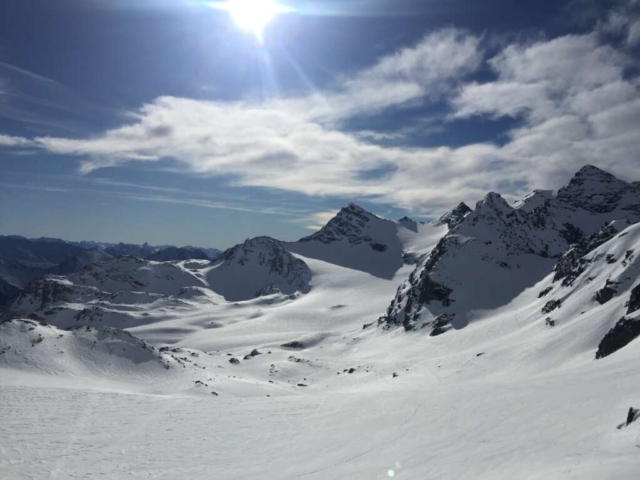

{"left": 557, "top": 164, "right": 632, "bottom": 214}
{"left": 574, "top": 164, "right": 616, "bottom": 179}
{"left": 298, "top": 203, "right": 381, "bottom": 245}
{"left": 565, "top": 165, "right": 622, "bottom": 189}
{"left": 438, "top": 202, "right": 472, "bottom": 229}
{"left": 476, "top": 192, "right": 511, "bottom": 215}
{"left": 343, "top": 203, "right": 373, "bottom": 216}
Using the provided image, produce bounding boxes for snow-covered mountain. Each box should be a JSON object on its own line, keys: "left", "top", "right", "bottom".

{"left": 379, "top": 165, "right": 640, "bottom": 333}
{"left": 287, "top": 204, "right": 407, "bottom": 279}
{"left": 206, "top": 236, "right": 312, "bottom": 301}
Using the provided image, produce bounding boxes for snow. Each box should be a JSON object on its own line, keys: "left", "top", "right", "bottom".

{"left": 1, "top": 166, "right": 640, "bottom": 479}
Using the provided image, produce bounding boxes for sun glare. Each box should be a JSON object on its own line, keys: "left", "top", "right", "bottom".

{"left": 212, "top": 0, "right": 291, "bottom": 38}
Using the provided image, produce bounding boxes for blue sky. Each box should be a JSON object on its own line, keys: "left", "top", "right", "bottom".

{"left": 0, "top": 0, "right": 639, "bottom": 248}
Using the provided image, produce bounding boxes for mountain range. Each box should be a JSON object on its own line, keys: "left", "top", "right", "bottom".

{"left": 2, "top": 165, "right": 640, "bottom": 478}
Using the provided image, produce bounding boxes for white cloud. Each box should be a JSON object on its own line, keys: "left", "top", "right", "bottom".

{"left": 1, "top": 26, "right": 639, "bottom": 218}
{"left": 453, "top": 34, "right": 628, "bottom": 122}
{"left": 0, "top": 134, "right": 34, "bottom": 147}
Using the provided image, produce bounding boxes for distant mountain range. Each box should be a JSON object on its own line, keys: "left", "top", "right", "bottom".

{"left": 0, "top": 236, "right": 221, "bottom": 306}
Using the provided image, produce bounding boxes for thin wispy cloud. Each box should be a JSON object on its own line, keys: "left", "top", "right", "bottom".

{"left": 0, "top": 61, "right": 62, "bottom": 86}
{"left": 0, "top": 182, "right": 69, "bottom": 193}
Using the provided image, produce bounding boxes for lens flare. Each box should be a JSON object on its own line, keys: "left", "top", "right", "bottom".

{"left": 210, "top": 0, "right": 292, "bottom": 39}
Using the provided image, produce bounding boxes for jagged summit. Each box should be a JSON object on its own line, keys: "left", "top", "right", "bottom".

{"left": 345, "top": 202, "right": 369, "bottom": 213}
{"left": 437, "top": 202, "right": 472, "bottom": 229}
{"left": 297, "top": 203, "right": 382, "bottom": 246}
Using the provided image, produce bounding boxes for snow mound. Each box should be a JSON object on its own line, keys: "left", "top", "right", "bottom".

{"left": 0, "top": 319, "right": 171, "bottom": 382}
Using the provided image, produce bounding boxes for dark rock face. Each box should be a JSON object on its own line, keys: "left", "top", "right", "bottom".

{"left": 538, "top": 287, "right": 553, "bottom": 298}
{"left": 427, "top": 314, "right": 454, "bottom": 337}
{"left": 559, "top": 223, "right": 585, "bottom": 246}
{"left": 595, "top": 287, "right": 616, "bottom": 305}
{"left": 380, "top": 266, "right": 454, "bottom": 332}
{"left": 418, "top": 275, "right": 453, "bottom": 307}
{"left": 553, "top": 222, "right": 620, "bottom": 286}
{"left": 437, "top": 202, "right": 472, "bottom": 229}
{"left": 541, "top": 299, "right": 562, "bottom": 314}
{"left": 595, "top": 317, "right": 640, "bottom": 359}
{"left": 628, "top": 285, "right": 640, "bottom": 315}
{"left": 228, "top": 357, "right": 240, "bottom": 365}
{"left": 15, "top": 279, "right": 72, "bottom": 311}
{"left": 626, "top": 407, "right": 639, "bottom": 427}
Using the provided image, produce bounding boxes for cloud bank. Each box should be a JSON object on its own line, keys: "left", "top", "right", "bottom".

{"left": 2, "top": 23, "right": 639, "bottom": 216}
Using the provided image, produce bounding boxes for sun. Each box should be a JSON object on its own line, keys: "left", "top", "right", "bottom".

{"left": 211, "top": 0, "right": 291, "bottom": 38}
